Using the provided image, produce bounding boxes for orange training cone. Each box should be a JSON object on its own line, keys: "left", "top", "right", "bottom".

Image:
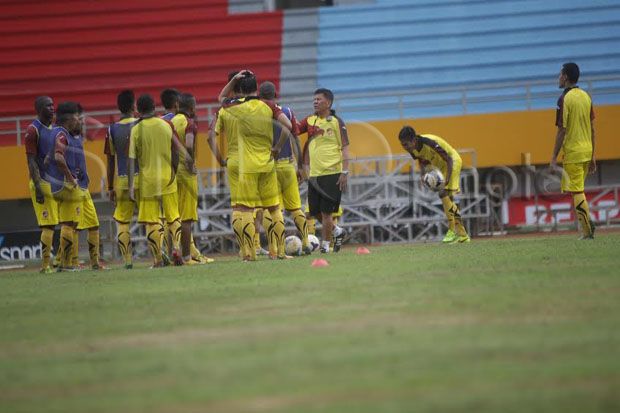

{"left": 356, "top": 246, "right": 370, "bottom": 255}
{"left": 311, "top": 258, "right": 329, "bottom": 267}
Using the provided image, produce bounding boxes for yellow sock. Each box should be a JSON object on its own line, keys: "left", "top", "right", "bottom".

{"left": 452, "top": 203, "right": 467, "bottom": 237}
{"left": 240, "top": 211, "right": 256, "bottom": 260}
{"left": 146, "top": 223, "right": 163, "bottom": 264}
{"left": 307, "top": 216, "right": 316, "bottom": 235}
{"left": 441, "top": 196, "right": 456, "bottom": 232}
{"left": 168, "top": 219, "right": 182, "bottom": 252}
{"left": 60, "top": 225, "right": 74, "bottom": 268}
{"left": 190, "top": 234, "right": 201, "bottom": 259}
{"left": 262, "top": 209, "right": 276, "bottom": 256}
{"left": 87, "top": 229, "right": 100, "bottom": 266}
{"left": 40, "top": 227, "right": 54, "bottom": 269}
{"left": 573, "top": 193, "right": 593, "bottom": 236}
{"left": 253, "top": 232, "right": 261, "bottom": 251}
{"left": 53, "top": 244, "right": 62, "bottom": 267}
{"left": 231, "top": 210, "right": 244, "bottom": 257}
{"left": 72, "top": 229, "right": 79, "bottom": 267}
{"left": 269, "top": 209, "right": 286, "bottom": 257}
{"left": 160, "top": 218, "right": 170, "bottom": 255}
{"left": 292, "top": 209, "right": 309, "bottom": 248}
{"left": 117, "top": 223, "right": 132, "bottom": 265}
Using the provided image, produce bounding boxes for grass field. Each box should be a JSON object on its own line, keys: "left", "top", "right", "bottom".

{"left": 1, "top": 232, "right": 620, "bottom": 413}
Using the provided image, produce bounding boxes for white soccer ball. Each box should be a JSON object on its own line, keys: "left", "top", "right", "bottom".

{"left": 285, "top": 235, "right": 303, "bottom": 256}
{"left": 308, "top": 234, "right": 320, "bottom": 252}
{"left": 423, "top": 169, "right": 445, "bottom": 191}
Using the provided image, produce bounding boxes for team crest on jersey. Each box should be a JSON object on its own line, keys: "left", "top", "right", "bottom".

{"left": 76, "top": 206, "right": 81, "bottom": 214}
{"left": 326, "top": 128, "right": 335, "bottom": 136}
{"left": 42, "top": 210, "right": 48, "bottom": 218}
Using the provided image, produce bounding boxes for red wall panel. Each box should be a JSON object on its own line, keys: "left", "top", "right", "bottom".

{"left": 0, "top": 0, "right": 283, "bottom": 121}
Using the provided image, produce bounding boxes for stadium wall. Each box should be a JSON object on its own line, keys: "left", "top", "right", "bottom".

{"left": 1, "top": 105, "right": 618, "bottom": 200}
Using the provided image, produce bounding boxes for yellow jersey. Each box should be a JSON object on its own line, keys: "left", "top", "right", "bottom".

{"left": 556, "top": 87, "right": 594, "bottom": 164}
{"left": 171, "top": 113, "right": 197, "bottom": 177}
{"left": 128, "top": 116, "right": 176, "bottom": 198}
{"left": 298, "top": 114, "right": 349, "bottom": 177}
{"left": 217, "top": 96, "right": 282, "bottom": 173}
{"left": 409, "top": 134, "right": 461, "bottom": 170}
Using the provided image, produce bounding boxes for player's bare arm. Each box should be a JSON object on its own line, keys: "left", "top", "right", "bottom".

{"left": 551, "top": 126, "right": 566, "bottom": 169}
{"left": 590, "top": 119, "right": 596, "bottom": 174}
{"left": 218, "top": 70, "right": 253, "bottom": 104}
{"left": 105, "top": 130, "right": 116, "bottom": 204}
{"left": 207, "top": 128, "right": 226, "bottom": 167}
{"left": 171, "top": 133, "right": 180, "bottom": 180}
{"left": 337, "top": 144, "right": 350, "bottom": 192}
{"left": 25, "top": 126, "right": 44, "bottom": 203}
{"left": 272, "top": 124, "right": 293, "bottom": 160}
{"left": 127, "top": 157, "right": 136, "bottom": 202}
{"left": 54, "top": 135, "right": 77, "bottom": 187}
{"left": 184, "top": 127, "right": 196, "bottom": 173}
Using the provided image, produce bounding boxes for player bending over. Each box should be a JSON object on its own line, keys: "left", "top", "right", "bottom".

{"left": 398, "top": 126, "right": 470, "bottom": 244}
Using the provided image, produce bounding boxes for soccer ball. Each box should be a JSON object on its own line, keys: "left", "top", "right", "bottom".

{"left": 308, "top": 234, "right": 320, "bottom": 252}
{"left": 422, "top": 169, "right": 445, "bottom": 191}
{"left": 285, "top": 235, "right": 302, "bottom": 256}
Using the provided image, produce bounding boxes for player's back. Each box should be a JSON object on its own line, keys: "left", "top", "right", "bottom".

{"left": 129, "top": 117, "right": 175, "bottom": 196}
{"left": 222, "top": 97, "right": 275, "bottom": 173}
{"left": 561, "top": 88, "right": 593, "bottom": 163}
{"left": 417, "top": 134, "right": 461, "bottom": 165}
{"left": 109, "top": 117, "right": 138, "bottom": 178}
{"left": 273, "top": 105, "right": 297, "bottom": 160}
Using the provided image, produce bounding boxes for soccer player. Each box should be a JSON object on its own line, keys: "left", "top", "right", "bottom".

{"left": 258, "top": 81, "right": 311, "bottom": 255}
{"left": 171, "top": 93, "right": 213, "bottom": 264}
{"left": 550, "top": 62, "right": 596, "bottom": 239}
{"left": 216, "top": 71, "right": 293, "bottom": 260}
{"left": 209, "top": 74, "right": 241, "bottom": 255}
{"left": 24, "top": 96, "right": 58, "bottom": 273}
{"left": 71, "top": 104, "right": 105, "bottom": 270}
{"left": 296, "top": 88, "right": 348, "bottom": 253}
{"left": 160, "top": 88, "right": 180, "bottom": 121}
{"left": 49, "top": 102, "right": 90, "bottom": 270}
{"left": 398, "top": 126, "right": 470, "bottom": 243}
{"left": 105, "top": 90, "right": 138, "bottom": 268}
{"left": 128, "top": 94, "right": 183, "bottom": 267}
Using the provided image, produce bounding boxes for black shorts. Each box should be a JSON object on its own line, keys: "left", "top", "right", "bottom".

{"left": 308, "top": 173, "right": 342, "bottom": 217}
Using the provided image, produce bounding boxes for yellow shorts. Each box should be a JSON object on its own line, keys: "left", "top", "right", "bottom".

{"left": 237, "top": 169, "right": 280, "bottom": 209}
{"left": 276, "top": 161, "right": 301, "bottom": 211}
{"left": 29, "top": 180, "right": 59, "bottom": 227}
{"left": 113, "top": 188, "right": 138, "bottom": 223}
{"left": 441, "top": 158, "right": 462, "bottom": 192}
{"left": 55, "top": 185, "right": 84, "bottom": 224}
{"left": 561, "top": 162, "right": 589, "bottom": 193}
{"left": 138, "top": 192, "right": 180, "bottom": 224}
{"left": 177, "top": 174, "right": 198, "bottom": 221}
{"left": 78, "top": 189, "right": 100, "bottom": 230}
{"left": 227, "top": 157, "right": 239, "bottom": 207}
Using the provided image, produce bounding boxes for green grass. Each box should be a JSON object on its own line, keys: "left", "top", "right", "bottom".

{"left": 1, "top": 233, "right": 620, "bottom": 413}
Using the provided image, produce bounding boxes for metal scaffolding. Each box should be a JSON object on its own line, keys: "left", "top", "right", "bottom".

{"left": 99, "top": 153, "right": 492, "bottom": 258}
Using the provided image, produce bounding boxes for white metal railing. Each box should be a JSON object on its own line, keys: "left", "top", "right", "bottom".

{"left": 2, "top": 74, "right": 619, "bottom": 145}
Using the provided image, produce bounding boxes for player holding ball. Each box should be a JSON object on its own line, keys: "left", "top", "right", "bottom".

{"left": 398, "top": 126, "right": 470, "bottom": 244}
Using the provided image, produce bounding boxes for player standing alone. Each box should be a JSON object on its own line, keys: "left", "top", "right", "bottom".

{"left": 550, "top": 62, "right": 596, "bottom": 240}
{"left": 398, "top": 126, "right": 470, "bottom": 243}
{"left": 297, "top": 88, "right": 348, "bottom": 253}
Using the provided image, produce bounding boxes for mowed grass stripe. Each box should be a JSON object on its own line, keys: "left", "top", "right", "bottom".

{"left": 1, "top": 233, "right": 619, "bottom": 413}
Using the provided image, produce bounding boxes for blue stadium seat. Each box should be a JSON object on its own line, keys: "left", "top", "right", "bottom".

{"left": 317, "top": 0, "right": 620, "bottom": 120}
